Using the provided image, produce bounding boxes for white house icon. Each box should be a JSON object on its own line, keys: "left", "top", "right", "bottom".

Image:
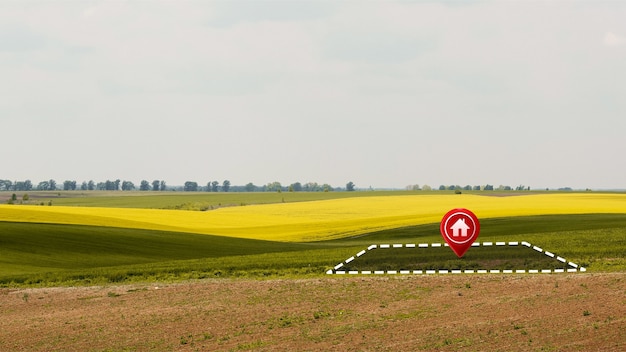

{"left": 450, "top": 218, "right": 470, "bottom": 237}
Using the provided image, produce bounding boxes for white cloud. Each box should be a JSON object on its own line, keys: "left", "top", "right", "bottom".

{"left": 2, "top": 1, "right": 626, "bottom": 189}
{"left": 603, "top": 31, "right": 625, "bottom": 47}
{"left": 82, "top": 6, "right": 97, "bottom": 18}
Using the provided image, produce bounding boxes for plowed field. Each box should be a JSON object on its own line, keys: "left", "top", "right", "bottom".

{"left": 1, "top": 273, "right": 624, "bottom": 351}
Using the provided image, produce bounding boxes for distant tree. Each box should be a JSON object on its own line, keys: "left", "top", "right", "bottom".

{"left": 184, "top": 181, "right": 198, "bottom": 192}
{"left": 0, "top": 180, "right": 12, "bottom": 191}
{"left": 222, "top": 180, "right": 231, "bottom": 192}
{"left": 121, "top": 181, "right": 135, "bottom": 191}
{"left": 22, "top": 193, "right": 29, "bottom": 201}
{"left": 80, "top": 181, "right": 88, "bottom": 191}
{"left": 139, "top": 180, "right": 151, "bottom": 191}
{"left": 290, "top": 182, "right": 302, "bottom": 192}
{"left": 48, "top": 179, "right": 57, "bottom": 191}
{"left": 160, "top": 180, "right": 166, "bottom": 191}
{"left": 37, "top": 181, "right": 50, "bottom": 191}
{"left": 266, "top": 181, "right": 282, "bottom": 192}
{"left": 63, "top": 180, "right": 77, "bottom": 191}
{"left": 88, "top": 180, "right": 95, "bottom": 191}
{"left": 322, "top": 184, "right": 333, "bottom": 192}
{"left": 484, "top": 184, "right": 494, "bottom": 191}
{"left": 106, "top": 180, "right": 120, "bottom": 190}
{"left": 346, "top": 181, "right": 355, "bottom": 191}
{"left": 22, "top": 180, "right": 33, "bottom": 191}
{"left": 245, "top": 182, "right": 256, "bottom": 192}
{"left": 211, "top": 181, "right": 219, "bottom": 192}
{"left": 463, "top": 185, "right": 472, "bottom": 191}
{"left": 152, "top": 180, "right": 160, "bottom": 191}
{"left": 422, "top": 184, "right": 432, "bottom": 191}
{"left": 439, "top": 185, "right": 446, "bottom": 191}
{"left": 11, "top": 193, "right": 17, "bottom": 201}
{"left": 473, "top": 185, "right": 481, "bottom": 191}
{"left": 104, "top": 180, "right": 115, "bottom": 190}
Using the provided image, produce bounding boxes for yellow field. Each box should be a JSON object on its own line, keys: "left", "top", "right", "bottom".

{"left": 1, "top": 193, "right": 626, "bottom": 242}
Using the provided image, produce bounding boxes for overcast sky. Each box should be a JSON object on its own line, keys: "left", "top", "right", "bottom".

{"left": 2, "top": 1, "right": 625, "bottom": 190}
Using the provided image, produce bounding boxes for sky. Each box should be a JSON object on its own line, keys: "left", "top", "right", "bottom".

{"left": 2, "top": 1, "right": 625, "bottom": 190}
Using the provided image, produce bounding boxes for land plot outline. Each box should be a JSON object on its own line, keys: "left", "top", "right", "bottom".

{"left": 327, "top": 241, "right": 587, "bottom": 275}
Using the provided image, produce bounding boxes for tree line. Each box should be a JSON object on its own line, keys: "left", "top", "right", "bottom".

{"left": 162, "top": 180, "right": 351, "bottom": 192}
{"left": 0, "top": 179, "right": 580, "bottom": 193}
{"left": 0, "top": 179, "right": 168, "bottom": 192}
{"left": 405, "top": 184, "right": 531, "bottom": 191}
{"left": 0, "top": 179, "right": 358, "bottom": 192}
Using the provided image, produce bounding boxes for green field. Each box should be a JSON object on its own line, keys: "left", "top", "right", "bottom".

{"left": 1, "top": 197, "right": 625, "bottom": 286}
{"left": 329, "top": 213, "right": 626, "bottom": 272}
{"left": 1, "top": 190, "right": 412, "bottom": 209}
{"left": 0, "top": 214, "right": 626, "bottom": 286}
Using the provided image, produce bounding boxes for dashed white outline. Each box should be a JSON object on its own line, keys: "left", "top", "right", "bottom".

{"left": 326, "top": 241, "right": 587, "bottom": 275}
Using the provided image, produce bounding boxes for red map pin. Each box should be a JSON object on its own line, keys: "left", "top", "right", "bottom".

{"left": 440, "top": 208, "right": 480, "bottom": 258}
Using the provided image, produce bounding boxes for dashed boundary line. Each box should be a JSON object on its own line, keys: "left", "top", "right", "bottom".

{"left": 326, "top": 241, "right": 587, "bottom": 275}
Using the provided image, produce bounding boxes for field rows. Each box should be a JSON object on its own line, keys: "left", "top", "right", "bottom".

{"left": 1, "top": 193, "right": 626, "bottom": 242}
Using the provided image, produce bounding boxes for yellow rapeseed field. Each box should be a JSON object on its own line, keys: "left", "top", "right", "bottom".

{"left": 1, "top": 193, "right": 626, "bottom": 242}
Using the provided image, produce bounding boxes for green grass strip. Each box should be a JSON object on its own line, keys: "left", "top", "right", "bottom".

{"left": 1, "top": 213, "right": 624, "bottom": 287}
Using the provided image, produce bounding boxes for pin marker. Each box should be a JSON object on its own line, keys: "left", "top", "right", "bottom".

{"left": 440, "top": 208, "right": 480, "bottom": 258}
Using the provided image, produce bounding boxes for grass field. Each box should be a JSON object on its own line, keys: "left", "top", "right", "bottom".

{"left": 1, "top": 191, "right": 625, "bottom": 286}
{"left": 0, "top": 190, "right": 410, "bottom": 209}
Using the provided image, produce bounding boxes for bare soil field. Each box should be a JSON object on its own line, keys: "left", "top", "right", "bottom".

{"left": 1, "top": 273, "right": 624, "bottom": 352}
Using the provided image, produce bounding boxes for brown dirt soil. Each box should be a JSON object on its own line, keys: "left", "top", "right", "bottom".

{"left": 1, "top": 273, "right": 624, "bottom": 352}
